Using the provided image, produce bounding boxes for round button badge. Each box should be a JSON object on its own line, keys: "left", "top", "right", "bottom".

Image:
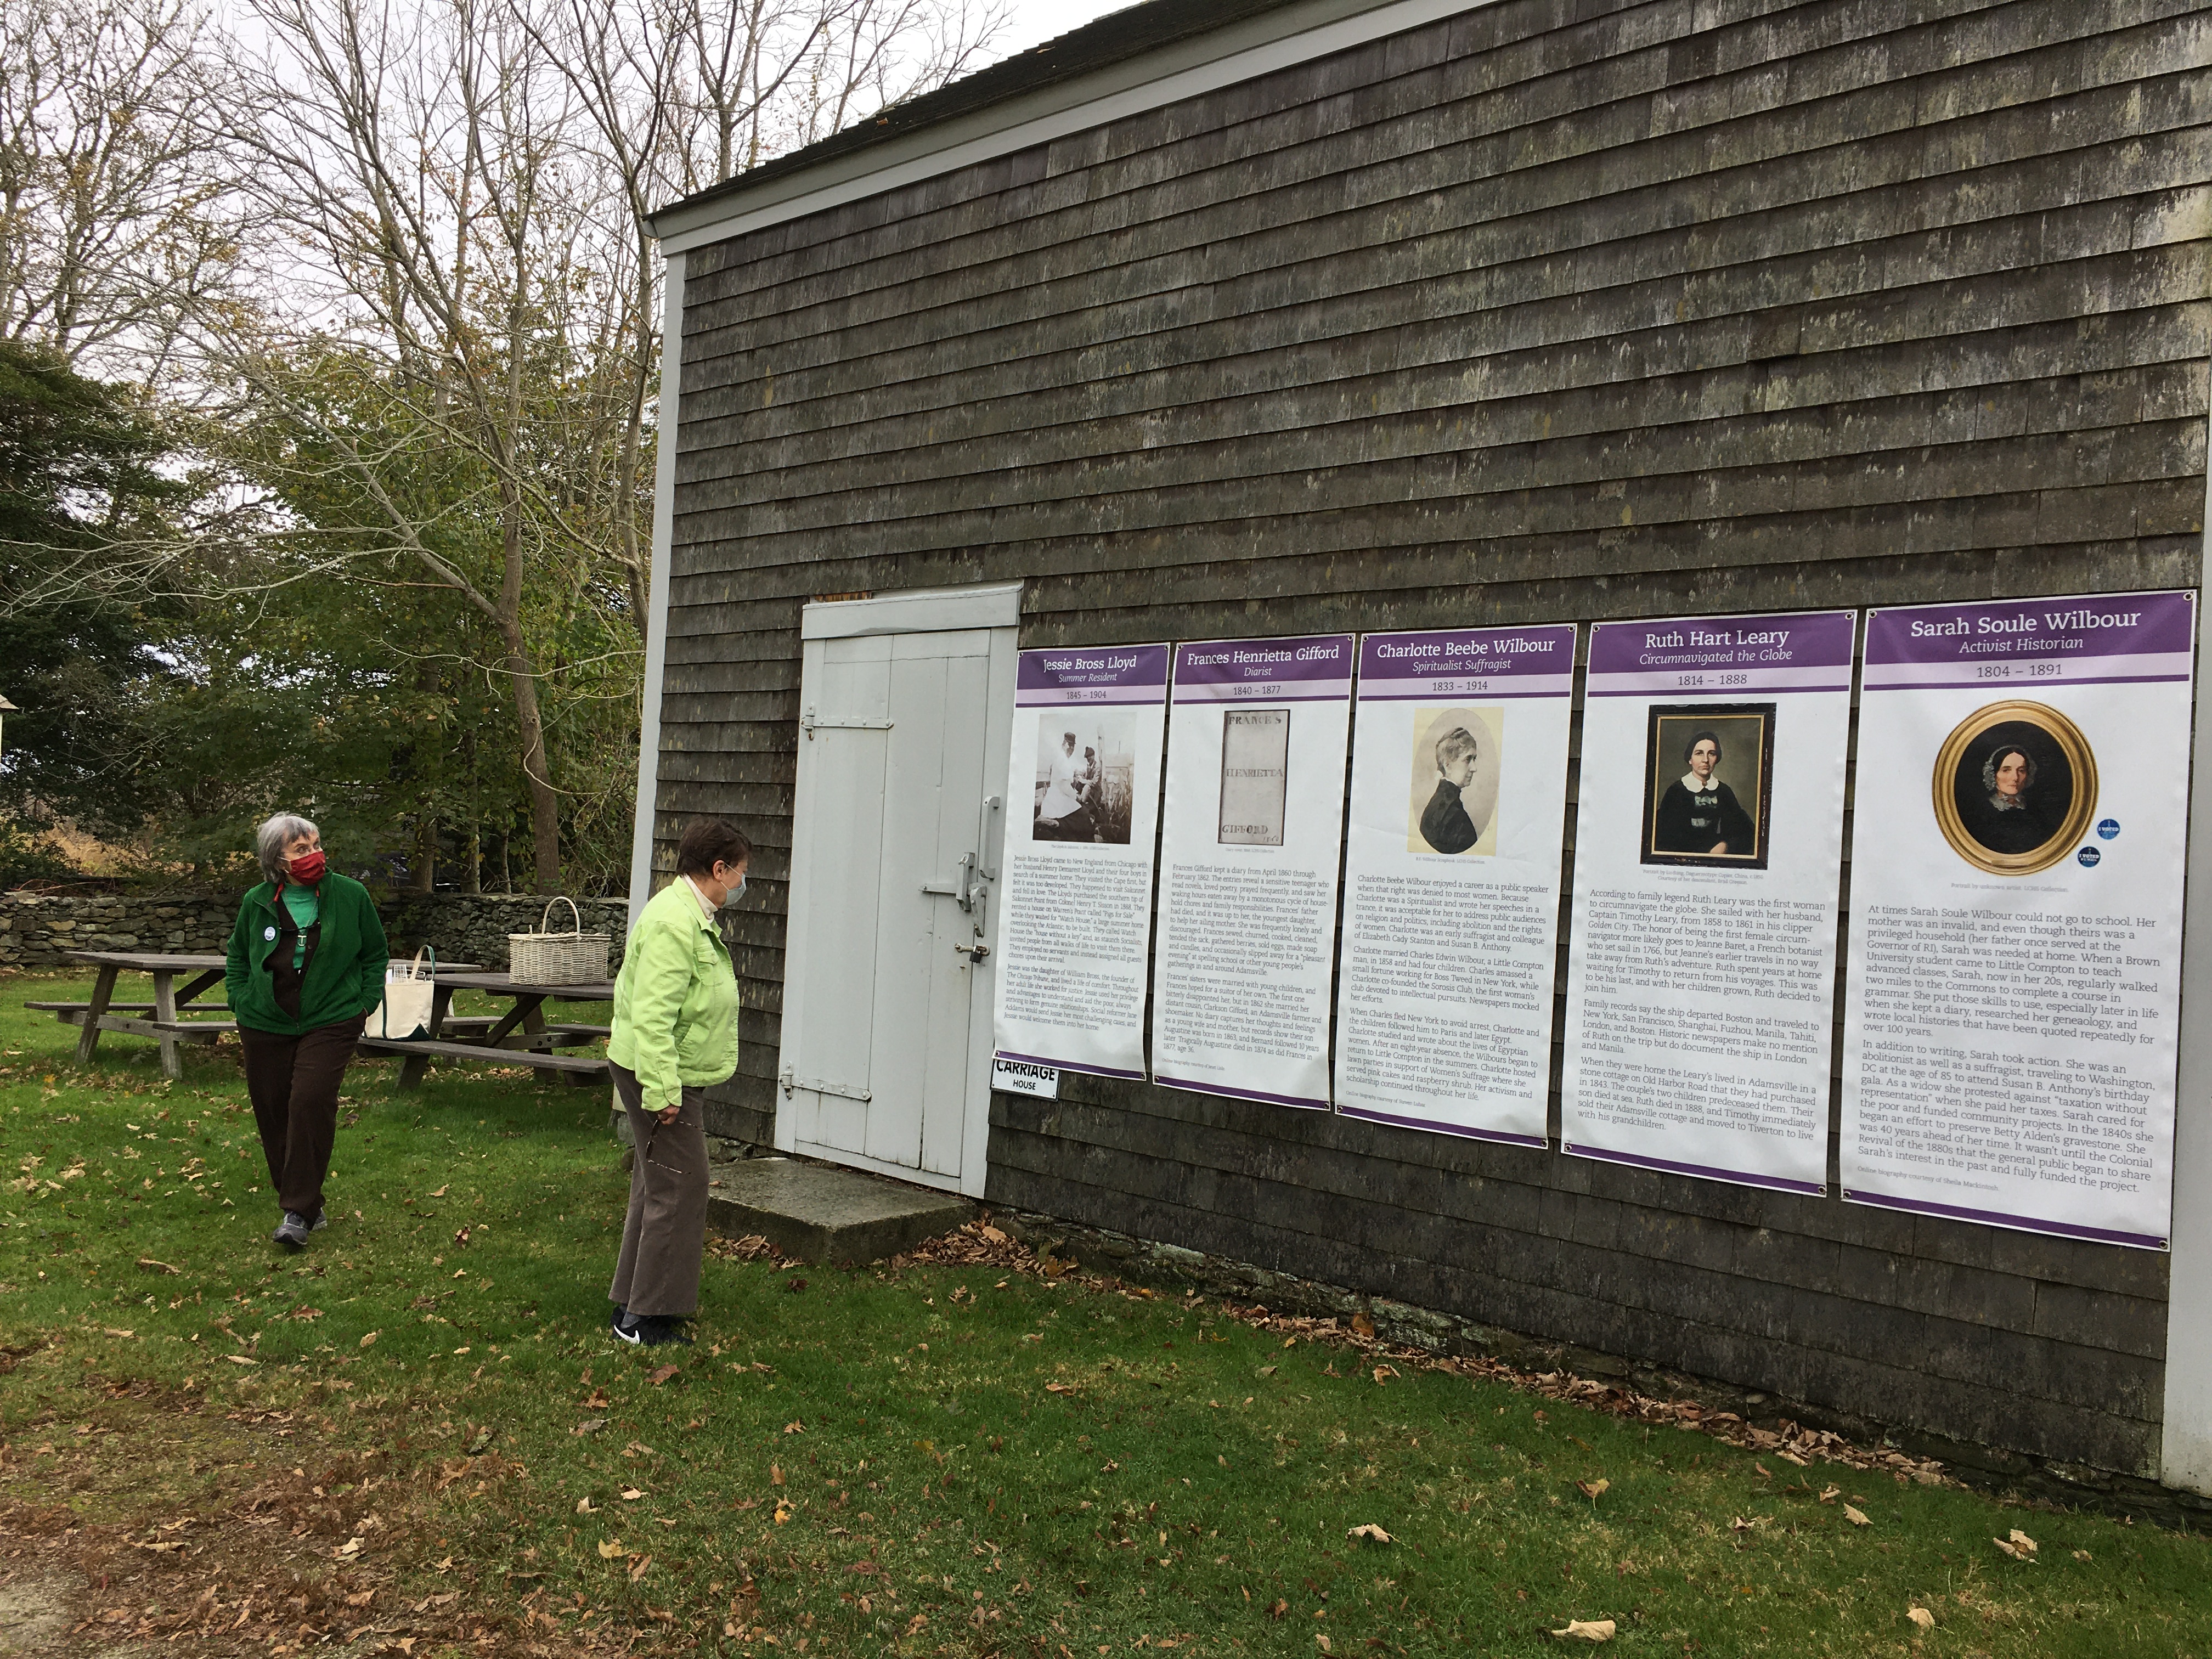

{"left": 2077, "top": 846, "right": 2101, "bottom": 867}
{"left": 264, "top": 926, "right": 278, "bottom": 941}
{"left": 2097, "top": 819, "right": 2121, "bottom": 840}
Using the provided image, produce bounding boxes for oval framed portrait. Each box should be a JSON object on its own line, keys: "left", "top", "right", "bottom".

{"left": 1931, "top": 699, "right": 2097, "bottom": 876}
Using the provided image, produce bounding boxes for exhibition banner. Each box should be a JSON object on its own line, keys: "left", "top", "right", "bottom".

{"left": 1841, "top": 591, "right": 2196, "bottom": 1250}
{"left": 1153, "top": 634, "right": 1355, "bottom": 1109}
{"left": 1562, "top": 611, "right": 1857, "bottom": 1193}
{"left": 1335, "top": 624, "right": 1578, "bottom": 1143}
{"left": 991, "top": 645, "right": 1171, "bottom": 1080}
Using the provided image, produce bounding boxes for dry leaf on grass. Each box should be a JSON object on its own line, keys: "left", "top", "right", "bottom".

{"left": 358, "top": 1331, "right": 378, "bottom": 1348}
{"left": 2072, "top": 1549, "right": 2092, "bottom": 1562}
{"left": 628, "top": 1553, "right": 652, "bottom": 1581}
{"left": 1550, "top": 1618, "right": 1615, "bottom": 1641}
{"left": 428, "top": 1184, "right": 449, "bottom": 1198}
{"left": 1906, "top": 1606, "right": 1935, "bottom": 1630}
{"left": 572, "top": 1418, "right": 607, "bottom": 1436}
{"left": 1576, "top": 1479, "right": 1609, "bottom": 1501}
{"left": 770, "top": 1464, "right": 785, "bottom": 1486}
{"left": 648, "top": 1365, "right": 680, "bottom": 1386}
{"left": 1993, "top": 1528, "right": 2038, "bottom": 1561}
{"left": 596, "top": 1539, "right": 625, "bottom": 1559}
{"left": 1818, "top": 1486, "right": 1840, "bottom": 1504}
{"left": 773, "top": 1503, "right": 794, "bottom": 1525}
{"left": 620, "top": 1488, "right": 645, "bottom": 1501}
{"left": 575, "top": 1498, "right": 596, "bottom": 1514}
{"left": 1346, "top": 1524, "right": 1392, "bottom": 1543}
{"left": 1844, "top": 1505, "right": 1871, "bottom": 1527}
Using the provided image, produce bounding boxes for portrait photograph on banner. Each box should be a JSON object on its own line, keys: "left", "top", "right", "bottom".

{"left": 1336, "top": 625, "right": 1577, "bottom": 1144}
{"left": 991, "top": 645, "right": 1171, "bottom": 1081}
{"left": 1152, "top": 635, "right": 1355, "bottom": 1110}
{"left": 1841, "top": 592, "right": 2196, "bottom": 1249}
{"left": 1561, "top": 611, "right": 1857, "bottom": 1194}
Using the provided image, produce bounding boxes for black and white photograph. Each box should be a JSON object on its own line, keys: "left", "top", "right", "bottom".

{"left": 1031, "top": 714, "right": 1137, "bottom": 844}
{"left": 1640, "top": 705, "right": 1774, "bottom": 868}
{"left": 1933, "top": 700, "right": 2097, "bottom": 875}
{"left": 1404, "top": 706, "right": 1502, "bottom": 856}
{"left": 1217, "top": 707, "right": 1290, "bottom": 846}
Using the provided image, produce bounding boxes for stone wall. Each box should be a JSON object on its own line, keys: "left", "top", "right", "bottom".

{"left": 0, "top": 891, "right": 630, "bottom": 975}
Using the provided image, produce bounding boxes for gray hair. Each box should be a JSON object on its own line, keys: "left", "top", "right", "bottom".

{"left": 255, "top": 814, "right": 319, "bottom": 884}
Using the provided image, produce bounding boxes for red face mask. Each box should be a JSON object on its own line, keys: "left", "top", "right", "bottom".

{"left": 288, "top": 849, "right": 327, "bottom": 883}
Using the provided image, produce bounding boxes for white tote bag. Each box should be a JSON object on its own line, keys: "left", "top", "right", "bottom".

{"left": 367, "top": 947, "right": 437, "bottom": 1039}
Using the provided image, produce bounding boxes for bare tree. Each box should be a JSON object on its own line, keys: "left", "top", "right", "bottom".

{"left": 0, "top": 0, "right": 257, "bottom": 383}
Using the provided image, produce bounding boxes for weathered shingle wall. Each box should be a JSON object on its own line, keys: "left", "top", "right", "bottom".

{"left": 657, "top": 0, "right": 2211, "bottom": 1472}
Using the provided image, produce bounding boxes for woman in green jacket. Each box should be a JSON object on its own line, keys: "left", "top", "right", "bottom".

{"left": 224, "top": 814, "right": 390, "bottom": 1251}
{"left": 606, "top": 817, "right": 749, "bottom": 1348}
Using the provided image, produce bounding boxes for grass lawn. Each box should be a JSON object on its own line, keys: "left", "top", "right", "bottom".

{"left": 3, "top": 967, "right": 2210, "bottom": 1658}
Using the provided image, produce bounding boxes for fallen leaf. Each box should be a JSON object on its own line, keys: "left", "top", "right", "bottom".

{"left": 1729, "top": 1516, "right": 1756, "bottom": 1534}
{"left": 103, "top": 1327, "right": 134, "bottom": 1339}
{"left": 137, "top": 1257, "right": 180, "bottom": 1274}
{"left": 1316, "top": 1636, "right": 1333, "bottom": 1654}
{"left": 1576, "top": 1479, "right": 1610, "bottom": 1501}
{"left": 773, "top": 1503, "right": 794, "bottom": 1525}
{"left": 1844, "top": 1505, "right": 1871, "bottom": 1527}
{"left": 596, "top": 1539, "right": 624, "bottom": 1559}
{"left": 620, "top": 1488, "right": 645, "bottom": 1501}
{"left": 428, "top": 1184, "right": 449, "bottom": 1198}
{"left": 1818, "top": 1486, "right": 1840, "bottom": 1504}
{"left": 2072, "top": 1549, "right": 2092, "bottom": 1562}
{"left": 1993, "top": 1528, "right": 2038, "bottom": 1561}
{"left": 344, "top": 1590, "right": 373, "bottom": 1608}
{"left": 1268, "top": 1599, "right": 1288, "bottom": 1620}
{"left": 1906, "top": 1606, "right": 1935, "bottom": 1630}
{"left": 572, "top": 1418, "right": 607, "bottom": 1436}
{"left": 648, "top": 1364, "right": 680, "bottom": 1386}
{"left": 1550, "top": 1619, "right": 1615, "bottom": 1642}
{"left": 771, "top": 1464, "right": 785, "bottom": 1486}
{"left": 980, "top": 1224, "right": 1007, "bottom": 1243}
{"left": 575, "top": 1498, "right": 596, "bottom": 1514}
{"left": 334, "top": 1537, "right": 363, "bottom": 1559}
{"left": 225, "top": 1355, "right": 257, "bottom": 1366}
{"left": 628, "top": 1553, "right": 652, "bottom": 1582}
{"left": 359, "top": 1331, "right": 379, "bottom": 1348}
{"left": 1371, "top": 1365, "right": 1397, "bottom": 1385}
{"left": 581, "top": 1390, "right": 610, "bottom": 1408}
{"left": 783, "top": 1420, "right": 804, "bottom": 1432}
{"left": 1046, "top": 1382, "right": 1075, "bottom": 1395}
{"left": 1350, "top": 1312, "right": 1375, "bottom": 1338}
{"left": 1346, "top": 1524, "right": 1392, "bottom": 1543}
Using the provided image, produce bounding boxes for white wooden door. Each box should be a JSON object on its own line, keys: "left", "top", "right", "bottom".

{"left": 777, "top": 589, "right": 1017, "bottom": 1195}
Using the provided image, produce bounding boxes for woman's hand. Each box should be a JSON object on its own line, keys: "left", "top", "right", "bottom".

{"left": 657, "top": 1105, "right": 679, "bottom": 1125}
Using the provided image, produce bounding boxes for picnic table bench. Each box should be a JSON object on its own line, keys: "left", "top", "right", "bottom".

{"left": 355, "top": 970, "right": 617, "bottom": 1089}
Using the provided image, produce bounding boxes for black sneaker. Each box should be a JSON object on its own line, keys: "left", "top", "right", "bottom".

{"left": 610, "top": 1305, "right": 630, "bottom": 1340}
{"left": 272, "top": 1211, "right": 314, "bottom": 1250}
{"left": 613, "top": 1313, "right": 692, "bottom": 1348}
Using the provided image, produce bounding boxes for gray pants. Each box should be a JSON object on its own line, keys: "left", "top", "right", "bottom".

{"left": 608, "top": 1062, "right": 709, "bottom": 1318}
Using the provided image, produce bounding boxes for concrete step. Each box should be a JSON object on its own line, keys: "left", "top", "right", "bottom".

{"left": 705, "top": 1156, "right": 973, "bottom": 1265}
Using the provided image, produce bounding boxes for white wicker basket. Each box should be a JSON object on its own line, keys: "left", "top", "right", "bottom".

{"left": 507, "top": 896, "right": 610, "bottom": 984}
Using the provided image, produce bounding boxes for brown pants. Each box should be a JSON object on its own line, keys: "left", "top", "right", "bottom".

{"left": 240, "top": 1016, "right": 364, "bottom": 1217}
{"left": 608, "top": 1063, "right": 710, "bottom": 1318}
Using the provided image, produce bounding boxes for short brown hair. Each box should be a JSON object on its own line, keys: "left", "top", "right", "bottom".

{"left": 675, "top": 818, "right": 752, "bottom": 877}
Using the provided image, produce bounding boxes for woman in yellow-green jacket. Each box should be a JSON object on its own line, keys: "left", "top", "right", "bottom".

{"left": 606, "top": 818, "right": 749, "bottom": 1348}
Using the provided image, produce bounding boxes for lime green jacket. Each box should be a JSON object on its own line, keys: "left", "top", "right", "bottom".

{"left": 607, "top": 878, "right": 740, "bottom": 1110}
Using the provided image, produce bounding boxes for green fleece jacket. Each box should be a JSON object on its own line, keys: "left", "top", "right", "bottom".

{"left": 224, "top": 874, "right": 390, "bottom": 1035}
{"left": 607, "top": 878, "right": 741, "bottom": 1110}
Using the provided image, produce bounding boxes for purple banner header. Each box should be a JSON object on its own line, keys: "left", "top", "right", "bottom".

{"left": 1175, "top": 635, "right": 1355, "bottom": 702}
{"left": 1359, "top": 624, "right": 1576, "bottom": 700}
{"left": 1863, "top": 591, "right": 2194, "bottom": 691}
{"left": 1588, "top": 610, "right": 1855, "bottom": 696}
{"left": 1015, "top": 644, "right": 1171, "bottom": 707}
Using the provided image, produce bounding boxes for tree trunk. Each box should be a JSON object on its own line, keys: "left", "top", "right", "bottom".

{"left": 407, "top": 815, "right": 436, "bottom": 895}
{"left": 498, "top": 486, "right": 562, "bottom": 894}
{"left": 462, "top": 821, "right": 482, "bottom": 894}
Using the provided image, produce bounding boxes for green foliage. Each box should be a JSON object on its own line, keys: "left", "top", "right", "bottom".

{"left": 7, "top": 979, "right": 2212, "bottom": 1657}
{"left": 0, "top": 341, "right": 190, "bottom": 836}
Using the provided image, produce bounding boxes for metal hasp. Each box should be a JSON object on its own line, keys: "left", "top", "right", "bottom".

{"left": 799, "top": 706, "right": 893, "bottom": 740}
{"left": 780, "top": 1064, "right": 871, "bottom": 1103}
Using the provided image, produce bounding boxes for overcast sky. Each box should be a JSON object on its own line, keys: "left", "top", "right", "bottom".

{"left": 993, "top": 0, "right": 1127, "bottom": 59}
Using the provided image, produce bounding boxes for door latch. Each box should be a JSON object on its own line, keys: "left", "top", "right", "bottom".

{"left": 955, "top": 939, "right": 990, "bottom": 961}
{"left": 923, "top": 853, "right": 981, "bottom": 913}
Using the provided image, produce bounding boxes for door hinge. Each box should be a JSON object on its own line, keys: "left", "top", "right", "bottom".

{"left": 800, "top": 706, "right": 893, "bottom": 740}
{"left": 781, "top": 1065, "right": 870, "bottom": 1103}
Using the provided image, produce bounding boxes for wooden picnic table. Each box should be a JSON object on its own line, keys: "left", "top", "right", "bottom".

{"left": 361, "top": 970, "right": 617, "bottom": 1089}
{"left": 48, "top": 949, "right": 483, "bottom": 1081}
{"left": 54, "top": 951, "right": 231, "bottom": 1080}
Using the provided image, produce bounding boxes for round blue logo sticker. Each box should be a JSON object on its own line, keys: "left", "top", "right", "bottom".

{"left": 264, "top": 926, "right": 278, "bottom": 941}
{"left": 2097, "top": 818, "right": 2121, "bottom": 840}
{"left": 2077, "top": 846, "right": 2101, "bottom": 867}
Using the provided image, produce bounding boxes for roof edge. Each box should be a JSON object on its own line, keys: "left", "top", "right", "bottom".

{"left": 648, "top": 0, "right": 1492, "bottom": 256}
